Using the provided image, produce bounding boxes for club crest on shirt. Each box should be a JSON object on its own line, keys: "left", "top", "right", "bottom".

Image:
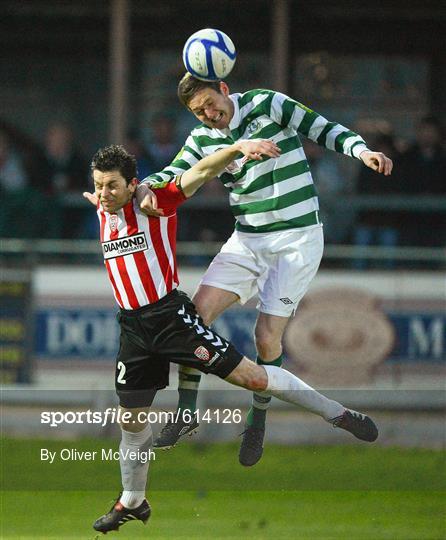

{"left": 109, "top": 214, "right": 118, "bottom": 232}
{"left": 194, "top": 346, "right": 210, "bottom": 362}
{"left": 247, "top": 119, "right": 262, "bottom": 136}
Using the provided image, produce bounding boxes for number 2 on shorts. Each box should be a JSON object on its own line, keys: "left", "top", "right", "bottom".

{"left": 117, "top": 361, "right": 126, "bottom": 384}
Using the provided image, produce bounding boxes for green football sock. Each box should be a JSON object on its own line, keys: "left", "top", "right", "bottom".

{"left": 177, "top": 366, "right": 202, "bottom": 414}
{"left": 246, "top": 355, "right": 283, "bottom": 428}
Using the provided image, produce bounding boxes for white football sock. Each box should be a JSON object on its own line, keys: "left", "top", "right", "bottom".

{"left": 262, "top": 365, "right": 345, "bottom": 421}
{"left": 120, "top": 490, "right": 146, "bottom": 510}
{"left": 119, "top": 423, "right": 152, "bottom": 509}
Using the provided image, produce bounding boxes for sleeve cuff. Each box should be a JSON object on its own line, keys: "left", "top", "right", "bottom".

{"left": 352, "top": 144, "right": 370, "bottom": 160}
{"left": 175, "top": 175, "right": 186, "bottom": 197}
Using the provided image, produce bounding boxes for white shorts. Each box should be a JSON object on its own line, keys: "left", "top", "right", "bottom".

{"left": 200, "top": 225, "right": 324, "bottom": 317}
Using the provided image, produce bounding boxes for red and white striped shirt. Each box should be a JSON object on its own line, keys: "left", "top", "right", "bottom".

{"left": 97, "top": 182, "right": 186, "bottom": 310}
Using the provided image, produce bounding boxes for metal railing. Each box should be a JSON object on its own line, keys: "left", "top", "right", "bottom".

{"left": 61, "top": 193, "right": 446, "bottom": 211}
{"left": 1, "top": 238, "right": 444, "bottom": 266}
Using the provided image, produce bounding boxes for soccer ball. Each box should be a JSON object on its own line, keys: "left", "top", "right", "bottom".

{"left": 182, "top": 28, "right": 236, "bottom": 81}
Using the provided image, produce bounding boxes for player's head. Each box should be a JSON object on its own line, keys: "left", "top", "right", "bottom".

{"left": 178, "top": 72, "right": 234, "bottom": 130}
{"left": 91, "top": 145, "right": 138, "bottom": 213}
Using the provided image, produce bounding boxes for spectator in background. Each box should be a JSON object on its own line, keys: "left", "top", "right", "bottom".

{"left": 0, "top": 129, "right": 28, "bottom": 192}
{"left": 0, "top": 129, "right": 45, "bottom": 238}
{"left": 303, "top": 139, "right": 354, "bottom": 245}
{"left": 178, "top": 176, "right": 232, "bottom": 266}
{"left": 43, "top": 122, "right": 90, "bottom": 238}
{"left": 0, "top": 119, "right": 50, "bottom": 196}
{"left": 147, "top": 114, "right": 177, "bottom": 170}
{"left": 124, "top": 129, "right": 155, "bottom": 179}
{"left": 399, "top": 116, "right": 445, "bottom": 247}
{"left": 44, "top": 122, "right": 89, "bottom": 194}
{"left": 353, "top": 133, "right": 403, "bottom": 268}
{"left": 400, "top": 116, "right": 445, "bottom": 195}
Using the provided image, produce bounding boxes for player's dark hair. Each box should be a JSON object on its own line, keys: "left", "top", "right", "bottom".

{"left": 177, "top": 72, "right": 222, "bottom": 108}
{"left": 91, "top": 145, "right": 137, "bottom": 184}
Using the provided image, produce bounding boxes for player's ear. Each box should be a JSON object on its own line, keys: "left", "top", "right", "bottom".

{"left": 220, "top": 81, "right": 230, "bottom": 97}
{"left": 129, "top": 178, "right": 138, "bottom": 193}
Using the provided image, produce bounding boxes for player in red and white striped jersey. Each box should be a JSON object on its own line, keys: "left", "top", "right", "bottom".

{"left": 86, "top": 143, "right": 378, "bottom": 535}
{"left": 98, "top": 180, "right": 182, "bottom": 309}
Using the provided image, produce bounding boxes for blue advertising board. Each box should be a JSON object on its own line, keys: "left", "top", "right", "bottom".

{"left": 34, "top": 307, "right": 445, "bottom": 363}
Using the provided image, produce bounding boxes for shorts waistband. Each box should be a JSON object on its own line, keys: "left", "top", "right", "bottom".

{"left": 120, "top": 289, "right": 179, "bottom": 316}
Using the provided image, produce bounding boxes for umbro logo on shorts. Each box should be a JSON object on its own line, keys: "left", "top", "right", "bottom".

{"left": 280, "top": 297, "right": 294, "bottom": 305}
{"left": 102, "top": 232, "right": 148, "bottom": 260}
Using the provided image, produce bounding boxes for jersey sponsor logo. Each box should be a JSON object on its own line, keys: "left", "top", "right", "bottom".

{"left": 225, "top": 159, "right": 243, "bottom": 174}
{"left": 102, "top": 232, "right": 148, "bottom": 260}
{"left": 194, "top": 345, "right": 210, "bottom": 362}
{"left": 109, "top": 214, "right": 118, "bottom": 232}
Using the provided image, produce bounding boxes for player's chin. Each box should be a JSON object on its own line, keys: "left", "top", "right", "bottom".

{"left": 207, "top": 121, "right": 225, "bottom": 129}
{"left": 209, "top": 118, "right": 228, "bottom": 130}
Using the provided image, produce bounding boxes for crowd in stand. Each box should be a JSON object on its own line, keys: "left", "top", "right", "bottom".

{"left": 0, "top": 115, "right": 180, "bottom": 240}
{"left": 1, "top": 116, "right": 445, "bottom": 257}
{"left": 0, "top": 120, "right": 89, "bottom": 239}
{"left": 354, "top": 117, "right": 445, "bottom": 254}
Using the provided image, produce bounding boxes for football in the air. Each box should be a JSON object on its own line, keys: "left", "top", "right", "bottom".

{"left": 182, "top": 28, "right": 236, "bottom": 81}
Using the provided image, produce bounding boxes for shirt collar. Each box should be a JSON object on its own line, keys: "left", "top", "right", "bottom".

{"left": 228, "top": 93, "right": 241, "bottom": 131}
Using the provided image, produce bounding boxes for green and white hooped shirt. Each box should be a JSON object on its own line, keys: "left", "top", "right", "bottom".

{"left": 144, "top": 89, "right": 369, "bottom": 234}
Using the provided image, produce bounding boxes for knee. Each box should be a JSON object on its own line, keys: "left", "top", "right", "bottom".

{"left": 226, "top": 360, "right": 268, "bottom": 392}
{"left": 243, "top": 366, "right": 268, "bottom": 392}
{"left": 119, "top": 407, "right": 149, "bottom": 433}
{"left": 248, "top": 377, "right": 267, "bottom": 392}
{"left": 255, "top": 328, "right": 280, "bottom": 359}
{"left": 193, "top": 298, "right": 213, "bottom": 326}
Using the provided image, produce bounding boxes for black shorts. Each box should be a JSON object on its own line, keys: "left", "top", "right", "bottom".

{"left": 115, "top": 289, "right": 243, "bottom": 408}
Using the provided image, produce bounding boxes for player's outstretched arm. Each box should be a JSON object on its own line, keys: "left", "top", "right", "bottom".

{"left": 359, "top": 150, "right": 393, "bottom": 176}
{"left": 180, "top": 139, "right": 281, "bottom": 197}
{"left": 86, "top": 140, "right": 280, "bottom": 213}
{"left": 83, "top": 191, "right": 98, "bottom": 206}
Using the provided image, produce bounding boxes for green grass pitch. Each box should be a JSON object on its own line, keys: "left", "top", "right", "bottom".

{"left": 1, "top": 438, "right": 445, "bottom": 539}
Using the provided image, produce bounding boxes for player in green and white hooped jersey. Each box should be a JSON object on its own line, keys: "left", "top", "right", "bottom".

{"left": 140, "top": 73, "right": 392, "bottom": 465}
